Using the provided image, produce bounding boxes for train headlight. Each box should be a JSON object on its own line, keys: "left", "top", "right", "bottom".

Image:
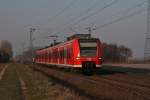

{"left": 76, "top": 57, "right": 80, "bottom": 60}
{"left": 99, "top": 58, "right": 102, "bottom": 60}
{"left": 76, "top": 53, "right": 80, "bottom": 60}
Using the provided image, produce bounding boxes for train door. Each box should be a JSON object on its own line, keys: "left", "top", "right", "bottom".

{"left": 53, "top": 48, "right": 58, "bottom": 64}
{"left": 56, "top": 48, "right": 58, "bottom": 64}
{"left": 66, "top": 44, "right": 73, "bottom": 65}
{"left": 48, "top": 49, "right": 51, "bottom": 63}
{"left": 64, "top": 46, "right": 67, "bottom": 64}
{"left": 40, "top": 52, "right": 41, "bottom": 62}
{"left": 58, "top": 48, "right": 60, "bottom": 64}
{"left": 51, "top": 50, "right": 53, "bottom": 63}
{"left": 46, "top": 50, "right": 48, "bottom": 63}
{"left": 59, "top": 47, "right": 64, "bottom": 64}
{"left": 44, "top": 51, "right": 46, "bottom": 63}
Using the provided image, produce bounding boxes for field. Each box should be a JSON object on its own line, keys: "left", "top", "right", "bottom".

{"left": 0, "top": 63, "right": 89, "bottom": 100}
{"left": 0, "top": 63, "right": 150, "bottom": 100}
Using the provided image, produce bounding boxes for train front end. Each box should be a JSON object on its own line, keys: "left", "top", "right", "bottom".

{"left": 74, "top": 38, "right": 102, "bottom": 75}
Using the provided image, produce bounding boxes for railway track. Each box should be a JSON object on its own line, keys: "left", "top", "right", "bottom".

{"left": 0, "top": 64, "right": 8, "bottom": 80}
{"left": 0, "top": 63, "right": 5, "bottom": 71}
{"left": 35, "top": 64, "right": 150, "bottom": 88}
{"left": 79, "top": 74, "right": 150, "bottom": 99}
{"left": 30, "top": 64, "right": 150, "bottom": 100}
{"left": 89, "top": 74, "right": 150, "bottom": 89}
{"left": 87, "top": 75, "right": 150, "bottom": 96}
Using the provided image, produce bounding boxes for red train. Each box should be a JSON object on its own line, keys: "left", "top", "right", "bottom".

{"left": 33, "top": 34, "right": 102, "bottom": 75}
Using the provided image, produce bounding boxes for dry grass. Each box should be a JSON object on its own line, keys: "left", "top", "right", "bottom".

{"left": 0, "top": 64, "right": 8, "bottom": 80}
{"left": 33, "top": 64, "right": 150, "bottom": 100}
{"left": 16, "top": 63, "right": 89, "bottom": 100}
{"left": 0, "top": 64, "right": 22, "bottom": 100}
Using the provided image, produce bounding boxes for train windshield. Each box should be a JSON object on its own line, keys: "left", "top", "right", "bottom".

{"left": 79, "top": 39, "right": 97, "bottom": 57}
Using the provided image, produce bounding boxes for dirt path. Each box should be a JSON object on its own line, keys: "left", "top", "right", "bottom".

{"left": 0, "top": 64, "right": 8, "bottom": 80}
{"left": 0, "top": 63, "right": 5, "bottom": 71}
{"left": 0, "top": 63, "right": 22, "bottom": 100}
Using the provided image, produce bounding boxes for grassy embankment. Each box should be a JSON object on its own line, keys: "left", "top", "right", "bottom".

{"left": 16, "top": 63, "right": 89, "bottom": 100}
{"left": 0, "top": 64, "right": 22, "bottom": 100}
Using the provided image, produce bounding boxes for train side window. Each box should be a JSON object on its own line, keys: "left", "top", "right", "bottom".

{"left": 61, "top": 51, "right": 63, "bottom": 59}
{"left": 67, "top": 48, "right": 71, "bottom": 59}
{"left": 59, "top": 49, "right": 63, "bottom": 60}
{"left": 55, "top": 51, "right": 57, "bottom": 59}
{"left": 59, "top": 50, "right": 61, "bottom": 59}
{"left": 56, "top": 49, "right": 58, "bottom": 59}
{"left": 46, "top": 52, "right": 48, "bottom": 59}
{"left": 70, "top": 45, "right": 73, "bottom": 57}
{"left": 53, "top": 51, "right": 55, "bottom": 59}
{"left": 64, "top": 47, "right": 67, "bottom": 58}
{"left": 62, "top": 50, "right": 64, "bottom": 59}
{"left": 40, "top": 54, "right": 41, "bottom": 59}
{"left": 69, "top": 48, "right": 71, "bottom": 58}
{"left": 42, "top": 53, "right": 44, "bottom": 59}
{"left": 68, "top": 49, "right": 69, "bottom": 59}
{"left": 62, "top": 49, "right": 64, "bottom": 59}
{"left": 66, "top": 48, "right": 68, "bottom": 59}
{"left": 53, "top": 50, "right": 57, "bottom": 60}
{"left": 47, "top": 52, "right": 48, "bottom": 59}
{"left": 44, "top": 53, "right": 45, "bottom": 59}
{"left": 59, "top": 49, "right": 62, "bottom": 59}
{"left": 48, "top": 51, "right": 51, "bottom": 60}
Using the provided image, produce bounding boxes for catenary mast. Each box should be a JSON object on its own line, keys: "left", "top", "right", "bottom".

{"left": 145, "top": 0, "right": 150, "bottom": 60}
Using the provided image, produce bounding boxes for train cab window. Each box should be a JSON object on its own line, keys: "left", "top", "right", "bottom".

{"left": 79, "top": 39, "right": 97, "bottom": 57}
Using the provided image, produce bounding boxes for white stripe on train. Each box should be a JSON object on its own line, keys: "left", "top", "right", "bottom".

{"left": 35, "top": 62, "right": 101, "bottom": 68}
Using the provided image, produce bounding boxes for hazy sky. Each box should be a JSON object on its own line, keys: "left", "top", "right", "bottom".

{"left": 0, "top": 0, "right": 147, "bottom": 58}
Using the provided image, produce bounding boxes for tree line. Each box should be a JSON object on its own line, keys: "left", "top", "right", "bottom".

{"left": 102, "top": 43, "right": 132, "bottom": 63}
{"left": 16, "top": 43, "right": 132, "bottom": 63}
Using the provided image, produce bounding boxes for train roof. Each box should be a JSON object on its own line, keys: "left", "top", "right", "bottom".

{"left": 67, "top": 34, "right": 91, "bottom": 40}
{"left": 35, "top": 34, "right": 99, "bottom": 52}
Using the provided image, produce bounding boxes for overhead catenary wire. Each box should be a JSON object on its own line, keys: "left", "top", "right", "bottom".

{"left": 52, "top": 0, "right": 119, "bottom": 38}
{"left": 59, "top": 0, "right": 101, "bottom": 27}
{"left": 144, "top": 0, "right": 150, "bottom": 60}
{"left": 70, "top": 0, "right": 120, "bottom": 27}
{"left": 37, "top": 0, "right": 120, "bottom": 36}
{"left": 31, "top": 0, "right": 78, "bottom": 39}
{"left": 96, "top": 8, "right": 146, "bottom": 30}
{"left": 37, "top": 0, "right": 78, "bottom": 27}
{"left": 35, "top": 0, "right": 146, "bottom": 43}
{"left": 88, "top": 0, "right": 146, "bottom": 26}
